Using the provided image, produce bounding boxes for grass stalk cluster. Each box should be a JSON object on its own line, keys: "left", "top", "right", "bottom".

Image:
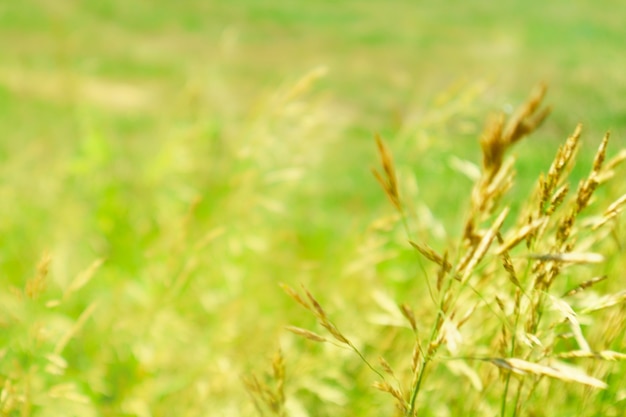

{"left": 273, "top": 86, "right": 626, "bottom": 416}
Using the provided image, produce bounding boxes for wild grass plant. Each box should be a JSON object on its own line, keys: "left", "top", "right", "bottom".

{"left": 0, "top": 67, "right": 347, "bottom": 417}
{"left": 270, "top": 86, "right": 626, "bottom": 416}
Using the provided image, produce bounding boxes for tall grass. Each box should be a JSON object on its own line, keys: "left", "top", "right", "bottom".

{"left": 269, "top": 86, "right": 626, "bottom": 416}
{"left": 0, "top": 67, "right": 352, "bottom": 417}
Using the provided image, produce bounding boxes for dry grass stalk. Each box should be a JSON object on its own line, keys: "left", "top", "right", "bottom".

{"left": 482, "top": 154, "right": 516, "bottom": 206}
{"left": 539, "top": 124, "right": 582, "bottom": 214}
{"left": 603, "top": 148, "right": 626, "bottom": 172}
{"left": 65, "top": 258, "right": 104, "bottom": 299}
{"left": 456, "top": 303, "right": 477, "bottom": 330}
{"left": 410, "top": 96, "right": 623, "bottom": 413}
{"left": 243, "top": 376, "right": 267, "bottom": 412}
{"left": 301, "top": 286, "right": 350, "bottom": 345}
{"left": 285, "top": 326, "right": 327, "bottom": 343}
{"left": 411, "top": 342, "right": 422, "bottom": 373}
{"left": 497, "top": 218, "right": 547, "bottom": 255}
{"left": 490, "top": 357, "right": 607, "bottom": 389}
{"left": 243, "top": 349, "right": 287, "bottom": 416}
{"left": 458, "top": 207, "right": 509, "bottom": 282}
{"left": 463, "top": 86, "right": 549, "bottom": 247}
{"left": 591, "top": 132, "right": 610, "bottom": 175}
{"left": 379, "top": 357, "right": 395, "bottom": 377}
{"left": 545, "top": 184, "right": 570, "bottom": 216}
{"left": 605, "top": 193, "right": 626, "bottom": 215}
{"left": 547, "top": 294, "right": 591, "bottom": 351}
{"left": 372, "top": 381, "right": 407, "bottom": 413}
{"left": 479, "top": 84, "right": 550, "bottom": 181}
{"left": 555, "top": 212, "right": 575, "bottom": 247}
{"left": 556, "top": 350, "right": 626, "bottom": 361}
{"left": 279, "top": 283, "right": 311, "bottom": 311}
{"left": 495, "top": 296, "right": 506, "bottom": 313}
{"left": 435, "top": 250, "right": 450, "bottom": 291}
{"left": 280, "top": 66, "right": 328, "bottom": 104}
{"left": 281, "top": 283, "right": 387, "bottom": 381}
{"left": 400, "top": 304, "right": 418, "bottom": 333}
{"left": 592, "top": 193, "right": 626, "bottom": 229}
{"left": 409, "top": 241, "right": 456, "bottom": 281}
{"left": 281, "top": 283, "right": 348, "bottom": 344}
{"left": 282, "top": 85, "right": 626, "bottom": 416}
{"left": 373, "top": 134, "right": 401, "bottom": 212}
{"left": 465, "top": 159, "right": 515, "bottom": 244}
{"left": 548, "top": 131, "right": 611, "bottom": 251}
{"left": 501, "top": 83, "right": 551, "bottom": 145}
{"left": 243, "top": 374, "right": 283, "bottom": 416}
{"left": 526, "top": 252, "right": 604, "bottom": 264}
{"left": 497, "top": 324, "right": 511, "bottom": 357}
{"left": 53, "top": 302, "right": 98, "bottom": 355}
{"left": 25, "top": 252, "right": 51, "bottom": 299}
{"left": 479, "top": 112, "right": 507, "bottom": 183}
{"left": 273, "top": 349, "right": 286, "bottom": 407}
{"left": 497, "top": 234, "right": 522, "bottom": 289}
{"left": 562, "top": 275, "right": 607, "bottom": 297}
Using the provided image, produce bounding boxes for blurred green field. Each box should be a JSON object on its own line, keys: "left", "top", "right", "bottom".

{"left": 1, "top": 1, "right": 625, "bottom": 416}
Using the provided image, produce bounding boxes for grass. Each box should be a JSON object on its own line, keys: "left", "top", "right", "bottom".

{"left": 277, "top": 86, "right": 626, "bottom": 416}
{"left": 1, "top": 1, "right": 626, "bottom": 416}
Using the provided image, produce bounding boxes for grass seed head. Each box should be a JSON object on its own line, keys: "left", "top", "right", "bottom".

{"left": 497, "top": 217, "right": 547, "bottom": 254}
{"left": 490, "top": 357, "right": 607, "bottom": 389}
{"left": 436, "top": 250, "right": 450, "bottom": 290}
{"left": 604, "top": 148, "right": 626, "bottom": 172}
{"left": 540, "top": 124, "right": 582, "bottom": 210}
{"left": 591, "top": 192, "right": 626, "bottom": 229}
{"left": 605, "top": 193, "right": 626, "bottom": 215}
{"left": 379, "top": 357, "right": 395, "bottom": 377}
{"left": 411, "top": 341, "right": 422, "bottom": 372}
{"left": 400, "top": 303, "right": 418, "bottom": 332}
{"left": 373, "top": 134, "right": 402, "bottom": 211}
{"left": 557, "top": 350, "right": 626, "bottom": 361}
{"left": 285, "top": 326, "right": 327, "bottom": 343}
{"left": 303, "top": 286, "right": 328, "bottom": 321}
{"left": 526, "top": 252, "right": 604, "bottom": 264}
{"left": 458, "top": 207, "right": 509, "bottom": 282}
{"left": 562, "top": 275, "right": 607, "bottom": 297}
{"left": 480, "top": 112, "right": 506, "bottom": 176}
{"left": 591, "top": 132, "right": 610, "bottom": 175}
{"left": 279, "top": 283, "right": 311, "bottom": 311}
{"left": 547, "top": 184, "right": 569, "bottom": 215}
{"left": 372, "top": 381, "right": 407, "bottom": 412}
{"left": 272, "top": 349, "right": 285, "bottom": 405}
{"left": 26, "top": 252, "right": 51, "bottom": 299}
{"left": 496, "top": 234, "right": 522, "bottom": 288}
{"left": 502, "top": 83, "right": 550, "bottom": 145}
{"left": 321, "top": 321, "right": 350, "bottom": 345}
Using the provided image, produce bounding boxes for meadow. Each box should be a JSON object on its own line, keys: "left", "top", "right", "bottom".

{"left": 1, "top": 1, "right": 625, "bottom": 416}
